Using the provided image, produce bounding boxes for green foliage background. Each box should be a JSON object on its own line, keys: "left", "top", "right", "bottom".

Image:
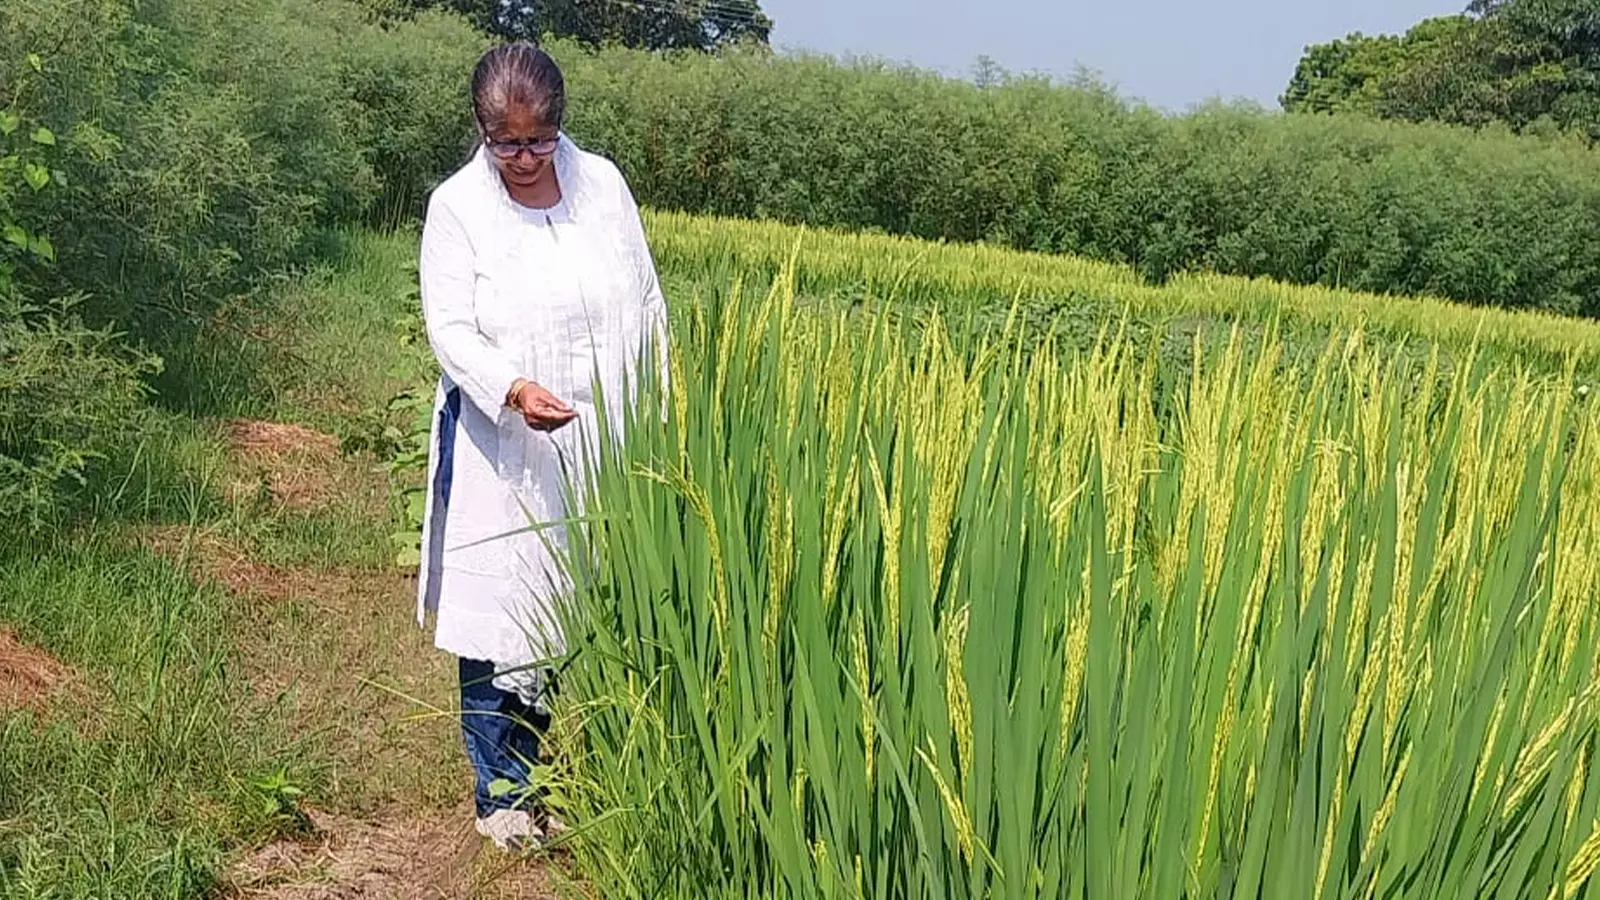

{"left": 5, "top": 0, "right": 1600, "bottom": 894}
{"left": 0, "top": 0, "right": 485, "bottom": 524}
{"left": 549, "top": 45, "right": 1600, "bottom": 319}
{"left": 1283, "top": 0, "right": 1600, "bottom": 139}
{"left": 7, "top": 0, "right": 1600, "bottom": 522}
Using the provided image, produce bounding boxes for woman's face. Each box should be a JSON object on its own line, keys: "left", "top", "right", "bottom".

{"left": 481, "top": 103, "right": 560, "bottom": 189}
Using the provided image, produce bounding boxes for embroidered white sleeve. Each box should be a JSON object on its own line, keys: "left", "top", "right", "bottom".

{"left": 616, "top": 174, "right": 671, "bottom": 404}
{"left": 419, "top": 195, "right": 522, "bottom": 419}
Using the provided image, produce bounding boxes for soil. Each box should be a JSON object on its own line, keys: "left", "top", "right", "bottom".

{"left": 146, "top": 419, "right": 569, "bottom": 899}
{"left": 0, "top": 627, "right": 81, "bottom": 715}
{"left": 224, "top": 418, "right": 357, "bottom": 512}
{"left": 224, "top": 805, "right": 570, "bottom": 900}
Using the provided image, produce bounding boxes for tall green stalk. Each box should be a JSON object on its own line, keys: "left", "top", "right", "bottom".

{"left": 547, "top": 266, "right": 1600, "bottom": 900}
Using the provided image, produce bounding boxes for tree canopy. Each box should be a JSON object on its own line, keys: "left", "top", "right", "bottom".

{"left": 1282, "top": 0, "right": 1600, "bottom": 138}
{"left": 398, "top": 0, "right": 771, "bottom": 50}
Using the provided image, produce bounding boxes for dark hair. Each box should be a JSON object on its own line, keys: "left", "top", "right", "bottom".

{"left": 471, "top": 42, "right": 566, "bottom": 133}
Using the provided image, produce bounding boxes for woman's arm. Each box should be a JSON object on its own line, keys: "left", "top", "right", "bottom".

{"left": 418, "top": 195, "right": 523, "bottom": 419}
{"left": 616, "top": 177, "right": 671, "bottom": 398}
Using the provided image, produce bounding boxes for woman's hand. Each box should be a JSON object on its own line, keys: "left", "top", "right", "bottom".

{"left": 508, "top": 379, "right": 577, "bottom": 432}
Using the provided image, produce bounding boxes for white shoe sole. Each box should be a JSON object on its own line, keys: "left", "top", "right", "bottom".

{"left": 475, "top": 816, "right": 541, "bottom": 851}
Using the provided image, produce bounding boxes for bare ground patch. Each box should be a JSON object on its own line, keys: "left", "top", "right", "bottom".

{"left": 141, "top": 525, "right": 331, "bottom": 603}
{"left": 141, "top": 521, "right": 463, "bottom": 812}
{"left": 140, "top": 417, "right": 553, "bottom": 894}
{"left": 223, "top": 418, "right": 370, "bottom": 513}
{"left": 224, "top": 804, "right": 570, "bottom": 900}
{"left": 0, "top": 628, "right": 82, "bottom": 715}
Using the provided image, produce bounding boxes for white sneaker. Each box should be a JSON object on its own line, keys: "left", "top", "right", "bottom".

{"left": 535, "top": 810, "right": 568, "bottom": 842}
{"left": 475, "top": 808, "right": 539, "bottom": 850}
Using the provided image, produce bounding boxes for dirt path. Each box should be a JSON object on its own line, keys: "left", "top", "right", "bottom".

{"left": 224, "top": 805, "right": 567, "bottom": 900}
{"left": 145, "top": 419, "right": 572, "bottom": 900}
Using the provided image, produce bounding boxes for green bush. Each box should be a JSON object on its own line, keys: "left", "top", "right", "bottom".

{"left": 547, "top": 44, "right": 1600, "bottom": 317}
{"left": 1, "top": 0, "right": 482, "bottom": 348}
{"left": 0, "top": 296, "right": 159, "bottom": 528}
{"left": 0, "top": 0, "right": 482, "bottom": 523}
{"left": 0, "top": 50, "right": 159, "bottom": 528}
{"left": 12, "top": 0, "right": 362, "bottom": 340}
{"left": 344, "top": 9, "right": 488, "bottom": 226}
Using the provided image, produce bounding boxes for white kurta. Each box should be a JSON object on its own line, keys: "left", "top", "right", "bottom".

{"left": 415, "top": 136, "right": 668, "bottom": 670}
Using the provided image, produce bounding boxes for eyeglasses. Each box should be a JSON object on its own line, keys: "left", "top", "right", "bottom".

{"left": 484, "top": 134, "right": 560, "bottom": 160}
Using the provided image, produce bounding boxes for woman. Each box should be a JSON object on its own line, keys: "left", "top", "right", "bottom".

{"left": 414, "top": 41, "right": 669, "bottom": 851}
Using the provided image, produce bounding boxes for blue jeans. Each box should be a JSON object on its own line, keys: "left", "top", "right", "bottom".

{"left": 458, "top": 657, "right": 552, "bottom": 818}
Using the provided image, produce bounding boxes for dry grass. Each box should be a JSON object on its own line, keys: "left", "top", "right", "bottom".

{"left": 224, "top": 804, "right": 570, "bottom": 900}
{"left": 140, "top": 520, "right": 464, "bottom": 813}
{"left": 140, "top": 525, "right": 325, "bottom": 602}
{"left": 223, "top": 419, "right": 356, "bottom": 513}
{"left": 0, "top": 627, "right": 81, "bottom": 715}
{"left": 137, "top": 416, "right": 558, "bottom": 895}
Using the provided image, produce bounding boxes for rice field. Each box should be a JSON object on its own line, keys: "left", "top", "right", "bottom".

{"left": 537, "top": 236, "right": 1600, "bottom": 899}
{"left": 644, "top": 209, "right": 1600, "bottom": 379}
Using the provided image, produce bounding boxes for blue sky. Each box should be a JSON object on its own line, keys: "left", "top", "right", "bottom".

{"left": 756, "top": 0, "right": 1466, "bottom": 111}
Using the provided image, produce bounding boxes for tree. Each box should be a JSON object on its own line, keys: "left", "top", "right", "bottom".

{"left": 1280, "top": 16, "right": 1481, "bottom": 117}
{"left": 1369, "top": 16, "right": 1504, "bottom": 124}
{"left": 407, "top": 0, "right": 771, "bottom": 50}
{"left": 1280, "top": 32, "right": 1407, "bottom": 114}
{"left": 1469, "top": 0, "right": 1600, "bottom": 133}
{"left": 972, "top": 55, "right": 1007, "bottom": 89}
{"left": 1282, "top": 0, "right": 1600, "bottom": 138}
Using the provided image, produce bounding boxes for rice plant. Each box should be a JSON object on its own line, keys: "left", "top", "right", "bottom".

{"left": 644, "top": 209, "right": 1600, "bottom": 379}
{"left": 548, "top": 263, "right": 1600, "bottom": 899}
